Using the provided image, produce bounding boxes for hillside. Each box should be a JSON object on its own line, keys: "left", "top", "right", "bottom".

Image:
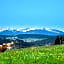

{"left": 0, "top": 45, "right": 64, "bottom": 64}
{"left": 0, "top": 34, "right": 56, "bottom": 48}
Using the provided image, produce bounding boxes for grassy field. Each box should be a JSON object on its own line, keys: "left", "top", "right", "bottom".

{"left": 0, "top": 45, "right": 64, "bottom": 64}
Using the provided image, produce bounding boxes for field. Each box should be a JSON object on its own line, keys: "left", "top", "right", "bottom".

{"left": 0, "top": 45, "right": 64, "bottom": 64}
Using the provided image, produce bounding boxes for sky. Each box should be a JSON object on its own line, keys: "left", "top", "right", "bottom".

{"left": 0, "top": 0, "right": 64, "bottom": 29}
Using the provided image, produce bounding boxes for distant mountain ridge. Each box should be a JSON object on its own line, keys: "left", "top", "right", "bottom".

{"left": 0, "top": 28, "right": 64, "bottom": 35}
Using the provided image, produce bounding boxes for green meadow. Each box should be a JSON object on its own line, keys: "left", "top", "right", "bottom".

{"left": 0, "top": 45, "right": 64, "bottom": 64}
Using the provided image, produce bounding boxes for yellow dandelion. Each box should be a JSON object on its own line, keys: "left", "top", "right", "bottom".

{"left": 25, "top": 54, "right": 28, "bottom": 56}
{"left": 20, "top": 51, "right": 22, "bottom": 53}
{"left": 31, "top": 47, "right": 34, "bottom": 50}
{"left": 57, "top": 56, "right": 60, "bottom": 60}
{"left": 49, "top": 54, "right": 53, "bottom": 55}
{"left": 37, "top": 57, "right": 39, "bottom": 60}
{"left": 39, "top": 52, "right": 45, "bottom": 55}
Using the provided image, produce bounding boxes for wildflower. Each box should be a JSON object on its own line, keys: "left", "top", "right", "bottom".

{"left": 20, "top": 51, "right": 22, "bottom": 53}
{"left": 25, "top": 54, "right": 28, "bottom": 56}
{"left": 37, "top": 57, "right": 39, "bottom": 60}
{"left": 57, "top": 56, "right": 60, "bottom": 60}
{"left": 31, "top": 47, "right": 34, "bottom": 50}
{"left": 49, "top": 54, "right": 53, "bottom": 55}
{"left": 39, "top": 52, "right": 45, "bottom": 55}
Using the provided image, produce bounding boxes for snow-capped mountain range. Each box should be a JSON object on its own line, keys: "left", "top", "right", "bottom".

{"left": 0, "top": 28, "right": 64, "bottom": 36}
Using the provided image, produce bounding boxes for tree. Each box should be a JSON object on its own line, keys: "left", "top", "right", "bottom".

{"left": 60, "top": 36, "right": 63, "bottom": 44}
{"left": 55, "top": 36, "right": 60, "bottom": 45}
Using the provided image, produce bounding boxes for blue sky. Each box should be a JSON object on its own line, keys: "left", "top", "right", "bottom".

{"left": 0, "top": 0, "right": 64, "bottom": 29}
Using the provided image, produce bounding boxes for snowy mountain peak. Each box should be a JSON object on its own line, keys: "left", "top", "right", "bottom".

{"left": 45, "top": 28, "right": 60, "bottom": 33}
{"left": 22, "top": 28, "right": 36, "bottom": 32}
{"left": 0, "top": 27, "right": 64, "bottom": 35}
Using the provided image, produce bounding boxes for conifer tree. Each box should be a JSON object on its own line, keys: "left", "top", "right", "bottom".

{"left": 55, "top": 36, "right": 60, "bottom": 45}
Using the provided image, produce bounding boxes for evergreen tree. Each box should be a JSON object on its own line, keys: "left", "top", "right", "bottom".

{"left": 55, "top": 36, "right": 60, "bottom": 45}
{"left": 60, "top": 36, "right": 63, "bottom": 44}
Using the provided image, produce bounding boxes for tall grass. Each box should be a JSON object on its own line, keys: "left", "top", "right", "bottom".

{"left": 0, "top": 45, "right": 64, "bottom": 64}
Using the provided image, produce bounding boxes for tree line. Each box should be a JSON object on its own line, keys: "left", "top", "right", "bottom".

{"left": 55, "top": 36, "right": 64, "bottom": 45}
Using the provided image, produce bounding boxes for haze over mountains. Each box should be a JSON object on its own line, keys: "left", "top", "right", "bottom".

{"left": 0, "top": 28, "right": 64, "bottom": 36}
